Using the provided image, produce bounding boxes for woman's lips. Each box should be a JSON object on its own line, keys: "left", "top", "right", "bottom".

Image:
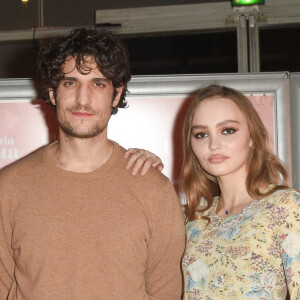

{"left": 208, "top": 154, "right": 228, "bottom": 163}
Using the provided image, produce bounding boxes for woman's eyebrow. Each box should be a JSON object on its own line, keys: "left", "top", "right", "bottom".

{"left": 216, "top": 119, "right": 240, "bottom": 127}
{"left": 191, "top": 125, "right": 207, "bottom": 130}
{"left": 192, "top": 120, "right": 240, "bottom": 131}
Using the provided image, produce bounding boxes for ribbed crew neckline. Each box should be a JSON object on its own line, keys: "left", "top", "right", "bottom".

{"left": 42, "top": 140, "right": 119, "bottom": 178}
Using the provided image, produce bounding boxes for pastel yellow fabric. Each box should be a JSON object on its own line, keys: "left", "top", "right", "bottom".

{"left": 182, "top": 187, "right": 300, "bottom": 299}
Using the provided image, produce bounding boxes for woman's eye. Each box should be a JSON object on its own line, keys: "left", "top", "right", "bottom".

{"left": 194, "top": 132, "right": 208, "bottom": 139}
{"left": 222, "top": 128, "right": 237, "bottom": 135}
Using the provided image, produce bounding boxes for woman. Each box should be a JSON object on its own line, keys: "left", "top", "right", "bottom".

{"left": 126, "top": 84, "right": 300, "bottom": 299}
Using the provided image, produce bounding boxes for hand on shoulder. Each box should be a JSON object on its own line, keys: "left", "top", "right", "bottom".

{"left": 124, "top": 148, "right": 163, "bottom": 176}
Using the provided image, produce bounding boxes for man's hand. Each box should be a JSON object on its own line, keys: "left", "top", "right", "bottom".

{"left": 124, "top": 148, "right": 164, "bottom": 176}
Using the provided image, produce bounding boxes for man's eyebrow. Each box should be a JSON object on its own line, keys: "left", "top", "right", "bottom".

{"left": 92, "top": 77, "right": 109, "bottom": 83}
{"left": 61, "top": 77, "right": 109, "bottom": 82}
{"left": 191, "top": 120, "right": 240, "bottom": 130}
{"left": 62, "top": 76, "right": 78, "bottom": 81}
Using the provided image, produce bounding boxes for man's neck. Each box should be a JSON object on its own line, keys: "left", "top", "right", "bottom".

{"left": 51, "top": 132, "right": 113, "bottom": 173}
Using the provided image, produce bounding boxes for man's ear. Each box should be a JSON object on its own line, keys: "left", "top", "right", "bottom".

{"left": 112, "top": 86, "right": 124, "bottom": 108}
{"left": 49, "top": 89, "right": 56, "bottom": 106}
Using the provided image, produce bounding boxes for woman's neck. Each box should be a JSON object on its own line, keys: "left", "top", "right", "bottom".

{"left": 216, "top": 171, "right": 253, "bottom": 217}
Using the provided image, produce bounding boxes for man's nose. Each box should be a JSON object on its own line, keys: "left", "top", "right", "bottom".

{"left": 75, "top": 85, "right": 92, "bottom": 106}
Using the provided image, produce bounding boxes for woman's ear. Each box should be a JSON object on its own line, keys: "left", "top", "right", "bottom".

{"left": 250, "top": 138, "right": 253, "bottom": 148}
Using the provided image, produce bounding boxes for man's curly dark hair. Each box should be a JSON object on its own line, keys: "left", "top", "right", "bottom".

{"left": 38, "top": 28, "right": 131, "bottom": 115}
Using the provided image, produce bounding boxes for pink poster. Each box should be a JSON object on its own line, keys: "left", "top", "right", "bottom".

{"left": 0, "top": 95, "right": 274, "bottom": 182}
{"left": 0, "top": 100, "right": 58, "bottom": 169}
{"left": 108, "top": 94, "right": 275, "bottom": 181}
{"left": 248, "top": 95, "right": 274, "bottom": 152}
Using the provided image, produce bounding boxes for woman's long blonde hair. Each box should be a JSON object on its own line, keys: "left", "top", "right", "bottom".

{"left": 182, "top": 85, "right": 289, "bottom": 222}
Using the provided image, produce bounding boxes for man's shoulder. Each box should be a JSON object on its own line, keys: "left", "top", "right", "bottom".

{"left": 0, "top": 145, "right": 47, "bottom": 179}
{"left": 111, "top": 141, "right": 171, "bottom": 186}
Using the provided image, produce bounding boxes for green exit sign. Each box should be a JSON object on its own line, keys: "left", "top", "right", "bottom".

{"left": 232, "top": 0, "right": 265, "bottom": 5}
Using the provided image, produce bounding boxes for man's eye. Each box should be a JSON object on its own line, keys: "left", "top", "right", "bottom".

{"left": 194, "top": 132, "right": 208, "bottom": 139}
{"left": 63, "top": 81, "right": 75, "bottom": 86}
{"left": 222, "top": 128, "right": 237, "bottom": 135}
{"left": 94, "top": 82, "right": 105, "bottom": 87}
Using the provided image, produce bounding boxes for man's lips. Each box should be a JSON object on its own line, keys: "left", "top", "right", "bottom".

{"left": 71, "top": 111, "right": 94, "bottom": 117}
{"left": 208, "top": 154, "right": 228, "bottom": 163}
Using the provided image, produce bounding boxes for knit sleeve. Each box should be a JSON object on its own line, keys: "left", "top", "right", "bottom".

{"left": 273, "top": 189, "right": 300, "bottom": 299}
{"left": 0, "top": 194, "right": 15, "bottom": 299}
{"left": 145, "top": 179, "right": 186, "bottom": 300}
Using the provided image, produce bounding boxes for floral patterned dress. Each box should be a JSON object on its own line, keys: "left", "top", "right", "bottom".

{"left": 182, "top": 187, "right": 300, "bottom": 300}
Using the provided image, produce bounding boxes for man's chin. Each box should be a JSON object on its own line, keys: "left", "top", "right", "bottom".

{"left": 60, "top": 126, "right": 105, "bottom": 139}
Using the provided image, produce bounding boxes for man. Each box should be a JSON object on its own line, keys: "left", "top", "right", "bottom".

{"left": 0, "top": 28, "right": 185, "bottom": 299}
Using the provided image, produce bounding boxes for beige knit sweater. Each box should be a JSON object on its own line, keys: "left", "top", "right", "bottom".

{"left": 0, "top": 141, "right": 185, "bottom": 300}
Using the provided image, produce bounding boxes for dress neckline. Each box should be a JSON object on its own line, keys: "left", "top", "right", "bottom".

{"left": 213, "top": 197, "right": 258, "bottom": 220}
{"left": 212, "top": 184, "right": 275, "bottom": 220}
